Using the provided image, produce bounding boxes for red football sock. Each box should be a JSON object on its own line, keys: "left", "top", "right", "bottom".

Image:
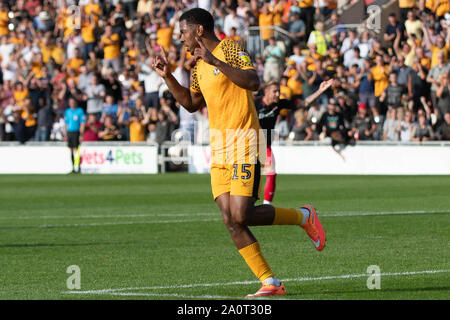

{"left": 264, "top": 174, "right": 276, "bottom": 203}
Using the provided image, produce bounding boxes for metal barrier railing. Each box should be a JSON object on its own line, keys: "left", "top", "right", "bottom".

{"left": 245, "top": 26, "right": 293, "bottom": 58}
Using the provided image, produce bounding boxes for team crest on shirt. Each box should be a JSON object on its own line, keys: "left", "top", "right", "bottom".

{"left": 238, "top": 52, "right": 251, "bottom": 64}
{"left": 213, "top": 67, "right": 221, "bottom": 75}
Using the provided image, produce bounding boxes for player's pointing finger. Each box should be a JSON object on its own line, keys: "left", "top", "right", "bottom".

{"left": 195, "top": 37, "right": 205, "bottom": 48}
{"left": 160, "top": 46, "right": 168, "bottom": 63}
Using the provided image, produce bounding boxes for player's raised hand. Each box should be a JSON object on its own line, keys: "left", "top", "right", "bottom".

{"left": 194, "top": 37, "right": 217, "bottom": 65}
{"left": 151, "top": 47, "right": 170, "bottom": 78}
{"left": 319, "top": 79, "right": 334, "bottom": 93}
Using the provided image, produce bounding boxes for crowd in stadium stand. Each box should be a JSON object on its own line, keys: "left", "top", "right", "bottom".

{"left": 0, "top": 0, "right": 449, "bottom": 145}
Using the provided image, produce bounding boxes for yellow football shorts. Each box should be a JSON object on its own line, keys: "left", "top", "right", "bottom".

{"left": 211, "top": 160, "right": 262, "bottom": 200}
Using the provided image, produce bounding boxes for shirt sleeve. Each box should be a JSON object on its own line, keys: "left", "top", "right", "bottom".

{"left": 80, "top": 110, "right": 86, "bottom": 123}
{"left": 190, "top": 62, "right": 201, "bottom": 93}
{"left": 221, "top": 40, "right": 255, "bottom": 71}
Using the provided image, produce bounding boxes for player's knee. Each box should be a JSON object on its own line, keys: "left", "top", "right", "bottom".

{"left": 221, "top": 210, "right": 233, "bottom": 227}
{"left": 230, "top": 206, "right": 251, "bottom": 226}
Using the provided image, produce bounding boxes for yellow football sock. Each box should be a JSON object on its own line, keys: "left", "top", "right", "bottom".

{"left": 272, "top": 207, "right": 302, "bottom": 225}
{"left": 238, "top": 242, "right": 275, "bottom": 282}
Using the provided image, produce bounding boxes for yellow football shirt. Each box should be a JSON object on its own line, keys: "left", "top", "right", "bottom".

{"left": 430, "top": 45, "right": 449, "bottom": 67}
{"left": 22, "top": 107, "right": 36, "bottom": 127}
{"left": 0, "top": 11, "right": 9, "bottom": 36}
{"left": 190, "top": 40, "right": 262, "bottom": 162}
{"left": 258, "top": 12, "right": 274, "bottom": 40}
{"left": 371, "top": 65, "right": 389, "bottom": 97}
{"left": 82, "top": 22, "right": 96, "bottom": 43}
{"left": 68, "top": 57, "right": 85, "bottom": 73}
{"left": 84, "top": 3, "right": 102, "bottom": 17}
{"left": 399, "top": 0, "right": 415, "bottom": 8}
{"left": 286, "top": 68, "right": 302, "bottom": 95}
{"left": 101, "top": 34, "right": 120, "bottom": 60}
{"left": 14, "top": 89, "right": 29, "bottom": 106}
{"left": 39, "top": 42, "right": 53, "bottom": 64}
{"left": 280, "top": 85, "right": 293, "bottom": 100}
{"left": 129, "top": 122, "right": 146, "bottom": 142}
{"left": 299, "top": 0, "right": 314, "bottom": 8}
{"left": 51, "top": 46, "right": 65, "bottom": 65}
{"left": 156, "top": 26, "right": 174, "bottom": 51}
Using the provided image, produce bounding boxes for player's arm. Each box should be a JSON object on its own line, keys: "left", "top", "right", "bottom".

{"left": 212, "top": 58, "right": 260, "bottom": 91}
{"left": 304, "top": 79, "right": 335, "bottom": 108}
{"left": 194, "top": 37, "right": 259, "bottom": 91}
{"left": 160, "top": 72, "right": 204, "bottom": 112}
{"left": 152, "top": 49, "right": 204, "bottom": 113}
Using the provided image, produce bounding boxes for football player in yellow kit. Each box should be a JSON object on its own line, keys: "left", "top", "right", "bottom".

{"left": 152, "top": 8, "right": 325, "bottom": 297}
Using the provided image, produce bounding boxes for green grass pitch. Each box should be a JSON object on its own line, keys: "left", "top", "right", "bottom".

{"left": 0, "top": 173, "right": 449, "bottom": 300}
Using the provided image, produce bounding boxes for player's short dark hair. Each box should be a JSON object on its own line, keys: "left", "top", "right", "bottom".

{"left": 179, "top": 8, "right": 215, "bottom": 33}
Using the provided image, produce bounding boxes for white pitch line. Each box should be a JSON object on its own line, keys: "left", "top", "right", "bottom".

{"left": 1, "top": 209, "right": 449, "bottom": 221}
{"left": 2, "top": 218, "right": 221, "bottom": 229}
{"left": 66, "top": 291, "right": 235, "bottom": 299}
{"left": 322, "top": 209, "right": 450, "bottom": 217}
{"left": 63, "top": 269, "right": 450, "bottom": 297}
{"left": 0, "top": 212, "right": 218, "bottom": 220}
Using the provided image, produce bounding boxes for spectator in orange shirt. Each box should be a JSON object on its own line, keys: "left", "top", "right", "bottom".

{"left": 81, "top": 13, "right": 97, "bottom": 60}
{"left": 258, "top": 3, "right": 274, "bottom": 43}
{"left": 65, "top": 48, "right": 85, "bottom": 74}
{"left": 156, "top": 17, "right": 175, "bottom": 51}
{"left": 21, "top": 98, "right": 37, "bottom": 141}
{"left": 118, "top": 106, "right": 151, "bottom": 142}
{"left": 14, "top": 81, "right": 29, "bottom": 107}
{"left": 100, "top": 24, "right": 121, "bottom": 72}
{"left": 0, "top": 2, "right": 10, "bottom": 36}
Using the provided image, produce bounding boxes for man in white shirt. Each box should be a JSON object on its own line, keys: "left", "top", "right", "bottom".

{"left": 140, "top": 58, "right": 163, "bottom": 109}
{"left": 341, "top": 29, "right": 360, "bottom": 68}
{"left": 223, "top": 6, "right": 246, "bottom": 37}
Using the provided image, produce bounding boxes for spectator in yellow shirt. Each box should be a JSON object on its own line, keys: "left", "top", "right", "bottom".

{"left": 81, "top": 14, "right": 97, "bottom": 60}
{"left": 21, "top": 98, "right": 37, "bottom": 141}
{"left": 51, "top": 40, "right": 66, "bottom": 66}
{"left": 423, "top": 25, "right": 449, "bottom": 67}
{"left": 118, "top": 107, "right": 151, "bottom": 143}
{"left": 421, "top": 0, "right": 450, "bottom": 18}
{"left": 65, "top": 48, "right": 85, "bottom": 74}
{"left": 0, "top": 2, "right": 10, "bottom": 36}
{"left": 370, "top": 55, "right": 390, "bottom": 114}
{"left": 269, "top": 0, "right": 284, "bottom": 27}
{"left": 279, "top": 76, "right": 293, "bottom": 100}
{"left": 100, "top": 24, "right": 121, "bottom": 72}
{"left": 156, "top": 18, "right": 175, "bottom": 51}
{"left": 284, "top": 62, "right": 303, "bottom": 99}
{"left": 14, "top": 82, "right": 29, "bottom": 107}
{"left": 30, "top": 53, "right": 44, "bottom": 79}
{"left": 83, "top": 0, "right": 102, "bottom": 20}
{"left": 39, "top": 36, "right": 54, "bottom": 64}
{"left": 259, "top": 3, "right": 274, "bottom": 42}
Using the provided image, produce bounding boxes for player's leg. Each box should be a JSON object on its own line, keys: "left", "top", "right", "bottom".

{"left": 263, "top": 146, "right": 276, "bottom": 204}
{"left": 216, "top": 193, "right": 285, "bottom": 297}
{"left": 70, "top": 148, "right": 76, "bottom": 172}
{"left": 231, "top": 161, "right": 326, "bottom": 250}
{"left": 67, "top": 132, "right": 76, "bottom": 172}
